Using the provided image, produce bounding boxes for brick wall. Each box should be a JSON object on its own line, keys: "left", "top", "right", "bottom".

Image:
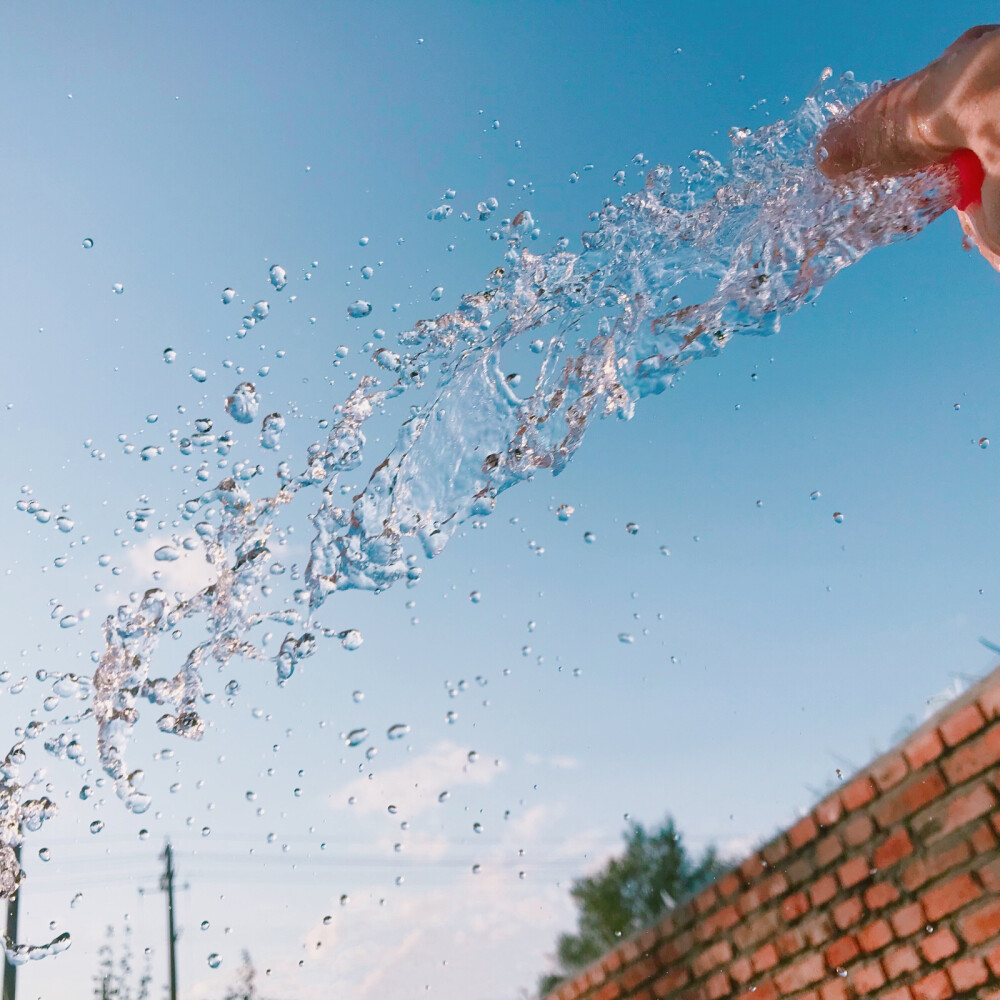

{"left": 546, "top": 667, "right": 1000, "bottom": 1000}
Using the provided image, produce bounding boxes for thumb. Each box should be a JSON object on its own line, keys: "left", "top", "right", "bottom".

{"left": 817, "top": 74, "right": 945, "bottom": 178}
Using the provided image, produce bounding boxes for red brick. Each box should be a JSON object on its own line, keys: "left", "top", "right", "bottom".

{"left": 873, "top": 752, "right": 909, "bottom": 792}
{"left": 837, "top": 855, "right": 871, "bottom": 889}
{"left": 692, "top": 941, "right": 734, "bottom": 978}
{"left": 825, "top": 935, "right": 860, "bottom": 968}
{"left": 697, "top": 904, "right": 740, "bottom": 942}
{"left": 815, "top": 833, "right": 844, "bottom": 867}
{"left": 988, "top": 943, "right": 1000, "bottom": 976}
{"left": 890, "top": 901, "right": 926, "bottom": 938}
{"left": 604, "top": 949, "right": 623, "bottom": 972}
{"left": 737, "top": 983, "right": 776, "bottom": 1000}
{"left": 781, "top": 892, "right": 810, "bottom": 923}
{"left": 883, "top": 944, "right": 921, "bottom": 979}
{"left": 752, "top": 943, "right": 779, "bottom": 974}
{"left": 785, "top": 856, "right": 813, "bottom": 886}
{"left": 739, "top": 853, "right": 766, "bottom": 882}
{"left": 911, "top": 970, "right": 952, "bottom": 1000}
{"left": 622, "top": 958, "right": 658, "bottom": 991}
{"left": 841, "top": 776, "right": 877, "bottom": 811}
{"left": 716, "top": 873, "right": 741, "bottom": 898}
{"left": 880, "top": 990, "right": 915, "bottom": 1000}
{"left": 920, "top": 871, "right": 981, "bottom": 921}
{"left": 588, "top": 964, "right": 607, "bottom": 986}
{"left": 919, "top": 927, "right": 959, "bottom": 963}
{"left": 843, "top": 813, "right": 875, "bottom": 848}
{"left": 970, "top": 817, "right": 999, "bottom": 853}
{"left": 864, "top": 881, "right": 900, "bottom": 910}
{"left": 981, "top": 854, "right": 1000, "bottom": 890}
{"left": 732, "top": 909, "right": 780, "bottom": 950}
{"left": 939, "top": 702, "right": 986, "bottom": 747}
{"left": 595, "top": 983, "right": 621, "bottom": 1000}
{"left": 819, "top": 982, "right": 849, "bottom": 1000}
{"left": 774, "top": 953, "right": 824, "bottom": 994}
{"left": 857, "top": 919, "right": 893, "bottom": 953}
{"left": 727, "top": 957, "right": 753, "bottom": 986}
{"left": 656, "top": 930, "right": 693, "bottom": 964}
{"left": 915, "top": 782, "right": 996, "bottom": 845}
{"left": 788, "top": 815, "right": 819, "bottom": 850}
{"left": 802, "top": 913, "right": 834, "bottom": 947}
{"left": 638, "top": 929, "right": 657, "bottom": 951}
{"left": 762, "top": 836, "right": 790, "bottom": 867}
{"left": 941, "top": 724, "right": 1000, "bottom": 785}
{"left": 705, "top": 972, "right": 731, "bottom": 1000}
{"left": 653, "top": 968, "right": 689, "bottom": 998}
{"left": 693, "top": 885, "right": 719, "bottom": 915}
{"left": 816, "top": 794, "right": 843, "bottom": 828}
{"left": 958, "top": 897, "right": 1000, "bottom": 944}
{"left": 851, "top": 960, "right": 887, "bottom": 995}
{"left": 775, "top": 928, "right": 806, "bottom": 958}
{"left": 872, "top": 770, "right": 947, "bottom": 829}
{"left": 901, "top": 841, "right": 972, "bottom": 891}
{"left": 809, "top": 874, "right": 838, "bottom": 907}
{"left": 873, "top": 829, "right": 914, "bottom": 870}
{"left": 739, "top": 874, "right": 786, "bottom": 916}
{"left": 833, "top": 896, "right": 863, "bottom": 930}
{"left": 947, "top": 955, "right": 988, "bottom": 991}
{"left": 980, "top": 679, "right": 1000, "bottom": 721}
{"left": 621, "top": 939, "right": 641, "bottom": 962}
{"left": 905, "top": 728, "right": 945, "bottom": 770}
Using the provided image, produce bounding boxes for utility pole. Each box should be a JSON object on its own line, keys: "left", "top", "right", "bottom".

{"left": 2, "top": 845, "right": 20, "bottom": 1000}
{"left": 162, "top": 841, "right": 178, "bottom": 1000}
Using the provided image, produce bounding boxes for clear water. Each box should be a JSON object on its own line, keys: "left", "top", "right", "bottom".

{"left": 0, "top": 71, "right": 959, "bottom": 953}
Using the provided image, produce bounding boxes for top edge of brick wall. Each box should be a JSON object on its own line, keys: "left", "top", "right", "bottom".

{"left": 543, "top": 662, "right": 1000, "bottom": 1000}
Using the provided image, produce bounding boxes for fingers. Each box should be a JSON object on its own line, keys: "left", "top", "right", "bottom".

{"left": 817, "top": 74, "right": 945, "bottom": 178}
{"left": 961, "top": 173, "right": 1000, "bottom": 270}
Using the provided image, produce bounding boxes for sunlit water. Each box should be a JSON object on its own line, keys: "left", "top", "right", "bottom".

{"left": 0, "top": 71, "right": 959, "bottom": 957}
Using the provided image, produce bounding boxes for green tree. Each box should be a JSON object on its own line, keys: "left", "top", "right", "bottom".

{"left": 537, "top": 816, "right": 726, "bottom": 997}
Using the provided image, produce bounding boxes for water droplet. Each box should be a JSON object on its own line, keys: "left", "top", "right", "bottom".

{"left": 430, "top": 286, "right": 444, "bottom": 301}
{"left": 438, "top": 790, "right": 450, "bottom": 803}
{"left": 82, "top": 238, "right": 93, "bottom": 249}
{"left": 190, "top": 367, "right": 207, "bottom": 383}
{"left": 345, "top": 728, "right": 368, "bottom": 747}
{"left": 89, "top": 820, "right": 104, "bottom": 834}
{"left": 809, "top": 490, "right": 821, "bottom": 501}
{"left": 252, "top": 300, "right": 269, "bottom": 320}
{"left": 979, "top": 437, "right": 990, "bottom": 449}
{"left": 207, "top": 953, "right": 221, "bottom": 970}
{"left": 583, "top": 531, "right": 595, "bottom": 544}
{"left": 112, "top": 282, "right": 124, "bottom": 295}
{"left": 201, "top": 920, "right": 210, "bottom": 931}
{"left": 427, "top": 205, "right": 453, "bottom": 221}
{"left": 556, "top": 504, "right": 574, "bottom": 521}
{"left": 469, "top": 590, "right": 481, "bottom": 603}
{"left": 618, "top": 633, "right": 634, "bottom": 644}
{"left": 625, "top": 522, "right": 639, "bottom": 535}
{"left": 163, "top": 347, "right": 177, "bottom": 364}
{"left": 832, "top": 511, "right": 845, "bottom": 523}
{"left": 269, "top": 265, "right": 287, "bottom": 291}
{"left": 361, "top": 265, "right": 374, "bottom": 279}
{"left": 225, "top": 382, "right": 260, "bottom": 424}
{"left": 338, "top": 629, "right": 363, "bottom": 651}
{"left": 659, "top": 546, "right": 670, "bottom": 556}
{"left": 154, "top": 545, "right": 180, "bottom": 562}
{"left": 472, "top": 822, "right": 483, "bottom": 834}
{"left": 55, "top": 515, "right": 74, "bottom": 533}
{"left": 347, "top": 300, "right": 372, "bottom": 319}
{"left": 221, "top": 288, "right": 236, "bottom": 305}
{"left": 38, "top": 847, "right": 51, "bottom": 862}
{"left": 387, "top": 723, "right": 410, "bottom": 741}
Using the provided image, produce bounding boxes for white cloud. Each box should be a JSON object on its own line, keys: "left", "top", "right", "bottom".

{"left": 330, "top": 741, "right": 505, "bottom": 820}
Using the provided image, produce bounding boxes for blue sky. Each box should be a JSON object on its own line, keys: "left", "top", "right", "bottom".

{"left": 0, "top": 2, "right": 998, "bottom": 998}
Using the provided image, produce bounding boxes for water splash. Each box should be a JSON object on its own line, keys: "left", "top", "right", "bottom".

{"left": 1, "top": 72, "right": 959, "bottom": 912}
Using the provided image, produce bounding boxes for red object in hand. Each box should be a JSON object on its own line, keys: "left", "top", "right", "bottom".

{"left": 950, "top": 148, "right": 984, "bottom": 210}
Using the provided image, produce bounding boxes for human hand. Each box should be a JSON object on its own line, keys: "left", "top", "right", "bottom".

{"left": 818, "top": 25, "right": 1000, "bottom": 270}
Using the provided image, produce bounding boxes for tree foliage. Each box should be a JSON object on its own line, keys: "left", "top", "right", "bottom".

{"left": 537, "top": 816, "right": 727, "bottom": 996}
